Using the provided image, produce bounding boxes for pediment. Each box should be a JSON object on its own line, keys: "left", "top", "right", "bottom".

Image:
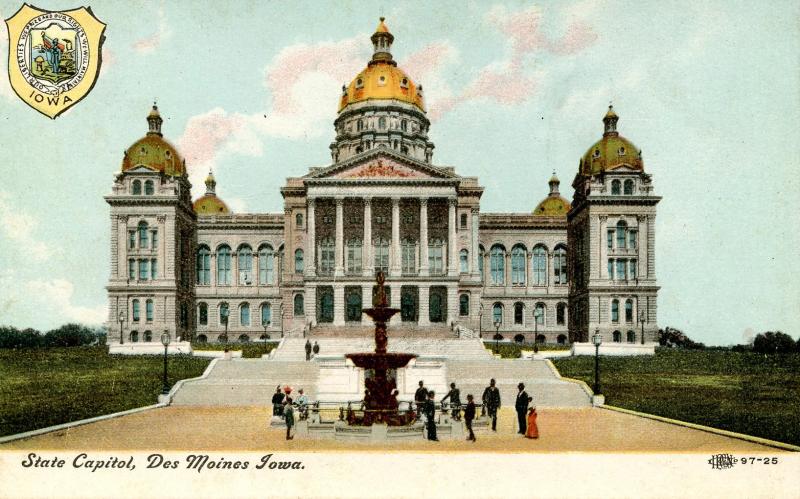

{"left": 306, "top": 150, "right": 456, "bottom": 180}
{"left": 605, "top": 164, "right": 640, "bottom": 173}
{"left": 126, "top": 165, "right": 159, "bottom": 173}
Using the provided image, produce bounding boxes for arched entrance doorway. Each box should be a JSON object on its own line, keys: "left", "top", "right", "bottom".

{"left": 345, "top": 287, "right": 362, "bottom": 322}
{"left": 401, "top": 286, "right": 418, "bottom": 322}
{"left": 317, "top": 286, "right": 334, "bottom": 323}
{"left": 429, "top": 287, "right": 447, "bottom": 323}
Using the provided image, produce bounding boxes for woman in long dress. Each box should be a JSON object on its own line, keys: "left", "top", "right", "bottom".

{"left": 284, "top": 397, "right": 295, "bottom": 440}
{"left": 525, "top": 406, "right": 539, "bottom": 439}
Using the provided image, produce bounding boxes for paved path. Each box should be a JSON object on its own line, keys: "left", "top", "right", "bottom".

{"left": 2, "top": 407, "right": 781, "bottom": 452}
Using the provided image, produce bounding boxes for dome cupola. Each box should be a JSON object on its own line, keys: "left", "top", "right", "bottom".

{"left": 192, "top": 169, "right": 231, "bottom": 216}
{"left": 121, "top": 104, "right": 185, "bottom": 177}
{"left": 533, "top": 172, "right": 571, "bottom": 217}
{"left": 579, "top": 106, "right": 643, "bottom": 176}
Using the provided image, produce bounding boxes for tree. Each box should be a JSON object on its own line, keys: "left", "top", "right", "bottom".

{"left": 0, "top": 326, "right": 43, "bottom": 348}
{"left": 752, "top": 331, "right": 795, "bottom": 354}
{"left": 658, "top": 326, "right": 705, "bottom": 349}
{"left": 43, "top": 323, "right": 96, "bottom": 347}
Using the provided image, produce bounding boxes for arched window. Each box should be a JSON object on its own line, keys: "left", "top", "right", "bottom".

{"left": 401, "top": 119, "right": 407, "bottom": 131}
{"left": 197, "top": 334, "right": 208, "bottom": 343}
{"left": 357, "top": 119, "right": 363, "bottom": 131}
{"left": 490, "top": 245, "right": 505, "bottom": 285}
{"left": 536, "top": 334, "right": 546, "bottom": 344}
{"left": 611, "top": 180, "right": 621, "bottom": 195}
{"left": 143, "top": 331, "right": 152, "bottom": 342}
{"left": 625, "top": 299, "right": 633, "bottom": 323}
{"left": 219, "top": 302, "right": 230, "bottom": 325}
{"left": 294, "top": 249, "right": 304, "bottom": 274}
{"left": 478, "top": 245, "right": 485, "bottom": 281}
{"left": 346, "top": 289, "right": 362, "bottom": 322}
{"left": 428, "top": 238, "right": 444, "bottom": 275}
{"left": 514, "top": 334, "right": 525, "bottom": 344}
{"left": 613, "top": 330, "right": 622, "bottom": 342}
{"left": 623, "top": 180, "right": 634, "bottom": 195}
{"left": 554, "top": 245, "right": 568, "bottom": 284}
{"left": 145, "top": 299, "right": 153, "bottom": 322}
{"left": 239, "top": 334, "right": 250, "bottom": 343}
{"left": 139, "top": 259, "right": 148, "bottom": 281}
{"left": 557, "top": 334, "right": 567, "bottom": 344}
{"left": 132, "top": 180, "right": 142, "bottom": 195}
{"left": 616, "top": 221, "right": 627, "bottom": 249}
{"left": 459, "top": 249, "right": 469, "bottom": 273}
{"left": 261, "top": 303, "right": 272, "bottom": 326}
{"left": 294, "top": 294, "right": 304, "bottom": 316}
{"left": 402, "top": 239, "right": 416, "bottom": 275}
{"left": 132, "top": 299, "right": 140, "bottom": 321}
{"left": 611, "top": 299, "right": 619, "bottom": 323}
{"left": 627, "top": 330, "right": 636, "bottom": 343}
{"left": 374, "top": 238, "right": 390, "bottom": 272}
{"left": 319, "top": 238, "right": 335, "bottom": 275}
{"left": 198, "top": 302, "right": 208, "bottom": 326}
{"left": 217, "top": 245, "right": 232, "bottom": 285}
{"left": 258, "top": 244, "right": 274, "bottom": 285}
{"left": 238, "top": 245, "right": 253, "bottom": 283}
{"left": 144, "top": 180, "right": 154, "bottom": 195}
{"left": 138, "top": 221, "right": 149, "bottom": 248}
{"left": 218, "top": 334, "right": 228, "bottom": 344}
{"left": 130, "top": 331, "right": 139, "bottom": 342}
{"left": 240, "top": 303, "right": 250, "bottom": 326}
{"left": 196, "top": 246, "right": 211, "bottom": 285}
{"left": 492, "top": 303, "right": 503, "bottom": 324}
{"left": 378, "top": 117, "right": 387, "bottom": 130}
{"left": 514, "top": 302, "right": 524, "bottom": 325}
{"left": 534, "top": 303, "right": 545, "bottom": 325}
{"left": 557, "top": 302, "right": 566, "bottom": 325}
{"left": 532, "top": 245, "right": 547, "bottom": 285}
{"left": 346, "top": 238, "right": 362, "bottom": 274}
{"left": 459, "top": 294, "right": 469, "bottom": 316}
{"left": 511, "top": 246, "right": 526, "bottom": 285}
{"left": 296, "top": 213, "right": 303, "bottom": 228}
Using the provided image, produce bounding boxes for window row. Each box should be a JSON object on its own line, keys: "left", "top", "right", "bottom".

{"left": 128, "top": 222, "right": 158, "bottom": 250}
{"left": 197, "top": 301, "right": 274, "bottom": 327}
{"left": 131, "top": 299, "right": 154, "bottom": 322}
{"left": 490, "top": 302, "right": 567, "bottom": 326}
{"left": 197, "top": 244, "right": 280, "bottom": 286}
{"left": 610, "top": 298, "right": 638, "bottom": 324}
{"left": 480, "top": 244, "right": 567, "bottom": 286}
{"left": 612, "top": 330, "right": 638, "bottom": 343}
{"left": 607, "top": 220, "right": 637, "bottom": 250}
{"left": 610, "top": 179, "right": 635, "bottom": 196}
{"left": 127, "top": 330, "right": 154, "bottom": 342}
{"left": 129, "top": 258, "right": 158, "bottom": 280}
{"left": 131, "top": 179, "right": 155, "bottom": 196}
{"left": 312, "top": 239, "right": 448, "bottom": 275}
{"left": 195, "top": 334, "right": 257, "bottom": 344}
{"left": 607, "top": 258, "right": 637, "bottom": 280}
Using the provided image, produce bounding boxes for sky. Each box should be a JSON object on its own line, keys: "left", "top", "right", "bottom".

{"left": 0, "top": 0, "right": 798, "bottom": 346}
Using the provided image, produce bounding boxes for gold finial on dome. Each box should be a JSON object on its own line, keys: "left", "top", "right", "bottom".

{"left": 603, "top": 104, "right": 619, "bottom": 136}
{"left": 371, "top": 17, "right": 395, "bottom": 64}
{"left": 548, "top": 171, "right": 560, "bottom": 196}
{"left": 147, "top": 102, "right": 163, "bottom": 136}
{"left": 205, "top": 169, "right": 217, "bottom": 195}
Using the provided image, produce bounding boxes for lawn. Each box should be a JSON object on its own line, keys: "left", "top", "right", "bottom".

{"left": 0, "top": 346, "right": 210, "bottom": 437}
{"left": 552, "top": 348, "right": 800, "bottom": 446}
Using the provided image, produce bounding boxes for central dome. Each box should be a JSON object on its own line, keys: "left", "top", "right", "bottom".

{"left": 579, "top": 106, "right": 643, "bottom": 176}
{"left": 338, "top": 18, "right": 425, "bottom": 113}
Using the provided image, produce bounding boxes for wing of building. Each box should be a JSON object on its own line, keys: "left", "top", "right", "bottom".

{"left": 105, "top": 19, "right": 660, "bottom": 347}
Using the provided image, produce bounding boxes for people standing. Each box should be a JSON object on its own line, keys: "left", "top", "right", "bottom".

{"left": 312, "top": 341, "right": 320, "bottom": 358}
{"left": 464, "top": 394, "right": 476, "bottom": 442}
{"left": 271, "top": 386, "right": 285, "bottom": 418}
{"left": 515, "top": 383, "right": 529, "bottom": 435}
{"left": 305, "top": 340, "right": 312, "bottom": 361}
{"left": 482, "top": 379, "right": 501, "bottom": 431}
{"left": 441, "top": 382, "right": 462, "bottom": 421}
{"left": 296, "top": 389, "right": 309, "bottom": 420}
{"left": 414, "top": 380, "right": 428, "bottom": 420}
{"left": 283, "top": 397, "right": 294, "bottom": 440}
{"left": 525, "top": 401, "right": 539, "bottom": 439}
{"left": 424, "top": 391, "right": 438, "bottom": 441}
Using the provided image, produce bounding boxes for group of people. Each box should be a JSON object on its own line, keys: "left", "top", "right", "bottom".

{"left": 271, "top": 385, "right": 309, "bottom": 440}
{"left": 304, "top": 340, "right": 320, "bottom": 361}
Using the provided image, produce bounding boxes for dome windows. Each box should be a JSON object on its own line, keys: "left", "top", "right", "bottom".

{"left": 618, "top": 146, "right": 626, "bottom": 155}
{"left": 378, "top": 117, "right": 387, "bottom": 130}
{"left": 355, "top": 77, "right": 364, "bottom": 89}
{"left": 593, "top": 149, "right": 600, "bottom": 158}
{"left": 611, "top": 180, "right": 621, "bottom": 195}
{"left": 400, "top": 78, "right": 408, "bottom": 89}
{"left": 623, "top": 179, "right": 634, "bottom": 195}
{"left": 165, "top": 150, "right": 171, "bottom": 159}
{"left": 132, "top": 180, "right": 142, "bottom": 195}
{"left": 378, "top": 75, "right": 386, "bottom": 86}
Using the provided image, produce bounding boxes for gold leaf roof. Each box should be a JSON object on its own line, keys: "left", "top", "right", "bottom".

{"left": 121, "top": 135, "right": 185, "bottom": 176}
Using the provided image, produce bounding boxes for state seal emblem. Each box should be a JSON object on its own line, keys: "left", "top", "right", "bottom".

{"left": 5, "top": 4, "right": 105, "bottom": 118}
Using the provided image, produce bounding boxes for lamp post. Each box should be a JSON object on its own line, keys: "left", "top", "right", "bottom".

{"left": 638, "top": 309, "right": 645, "bottom": 345}
{"left": 118, "top": 310, "right": 125, "bottom": 345}
{"left": 160, "top": 330, "right": 171, "bottom": 395}
{"left": 534, "top": 308, "right": 542, "bottom": 346}
{"left": 493, "top": 320, "right": 501, "bottom": 354}
{"left": 592, "top": 328, "right": 602, "bottom": 395}
{"left": 478, "top": 303, "right": 483, "bottom": 339}
{"left": 221, "top": 306, "right": 229, "bottom": 343}
{"left": 279, "top": 303, "right": 284, "bottom": 338}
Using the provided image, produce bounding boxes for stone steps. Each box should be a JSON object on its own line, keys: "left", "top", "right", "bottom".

{"left": 309, "top": 324, "right": 456, "bottom": 339}
{"left": 271, "top": 337, "right": 494, "bottom": 361}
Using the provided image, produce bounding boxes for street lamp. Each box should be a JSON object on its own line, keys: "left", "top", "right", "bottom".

{"left": 262, "top": 318, "right": 271, "bottom": 352}
{"left": 592, "top": 328, "right": 602, "bottom": 395}
{"left": 478, "top": 303, "right": 483, "bottom": 339}
{"left": 118, "top": 310, "right": 125, "bottom": 345}
{"left": 160, "top": 330, "right": 171, "bottom": 395}
{"left": 638, "top": 309, "right": 646, "bottom": 345}
{"left": 534, "top": 308, "right": 542, "bottom": 346}
{"left": 279, "top": 303, "right": 284, "bottom": 338}
{"left": 493, "top": 320, "right": 501, "bottom": 354}
{"left": 220, "top": 305, "right": 229, "bottom": 343}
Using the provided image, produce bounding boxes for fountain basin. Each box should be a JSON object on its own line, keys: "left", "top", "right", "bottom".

{"left": 345, "top": 352, "right": 417, "bottom": 370}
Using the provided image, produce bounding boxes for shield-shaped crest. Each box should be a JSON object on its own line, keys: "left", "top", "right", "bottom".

{"left": 5, "top": 4, "right": 105, "bottom": 119}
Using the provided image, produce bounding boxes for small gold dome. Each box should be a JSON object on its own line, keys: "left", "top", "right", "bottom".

{"left": 121, "top": 135, "right": 185, "bottom": 176}
{"left": 533, "top": 173, "right": 570, "bottom": 217}
{"left": 580, "top": 106, "right": 643, "bottom": 176}
{"left": 193, "top": 194, "right": 230, "bottom": 215}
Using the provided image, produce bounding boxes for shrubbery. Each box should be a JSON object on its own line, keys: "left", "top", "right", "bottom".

{"left": 191, "top": 341, "right": 278, "bottom": 358}
{"left": 658, "top": 327, "right": 705, "bottom": 349}
{"left": 752, "top": 331, "right": 796, "bottom": 354}
{"left": 0, "top": 324, "right": 105, "bottom": 349}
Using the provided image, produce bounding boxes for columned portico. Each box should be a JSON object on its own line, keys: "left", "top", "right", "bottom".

{"left": 363, "top": 197, "right": 373, "bottom": 277}
{"left": 334, "top": 198, "right": 345, "bottom": 277}
{"left": 390, "top": 197, "right": 401, "bottom": 277}
{"left": 470, "top": 208, "right": 479, "bottom": 277}
{"left": 419, "top": 198, "right": 429, "bottom": 276}
{"left": 306, "top": 198, "right": 316, "bottom": 277}
{"left": 447, "top": 198, "right": 457, "bottom": 276}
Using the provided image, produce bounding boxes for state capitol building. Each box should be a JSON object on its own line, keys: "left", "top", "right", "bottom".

{"left": 105, "top": 19, "right": 661, "bottom": 347}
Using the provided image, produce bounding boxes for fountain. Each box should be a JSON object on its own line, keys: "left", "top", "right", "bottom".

{"left": 344, "top": 271, "right": 417, "bottom": 426}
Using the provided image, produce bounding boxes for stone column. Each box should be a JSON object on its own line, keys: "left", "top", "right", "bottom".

{"left": 362, "top": 283, "right": 373, "bottom": 321}
{"left": 305, "top": 198, "right": 316, "bottom": 277}
{"left": 418, "top": 285, "right": 430, "bottom": 326}
{"left": 505, "top": 252, "right": 511, "bottom": 290}
{"left": 446, "top": 285, "right": 458, "bottom": 325}
{"left": 525, "top": 249, "right": 532, "bottom": 293}
{"left": 334, "top": 197, "right": 344, "bottom": 277}
{"left": 390, "top": 284, "right": 401, "bottom": 325}
{"left": 305, "top": 286, "right": 317, "bottom": 327}
{"left": 363, "top": 197, "right": 373, "bottom": 277}
{"left": 333, "top": 284, "right": 345, "bottom": 326}
{"left": 470, "top": 208, "right": 479, "bottom": 278}
{"left": 419, "top": 198, "right": 429, "bottom": 276}
{"left": 599, "top": 215, "right": 608, "bottom": 279}
{"left": 447, "top": 198, "right": 458, "bottom": 276}
{"left": 390, "top": 197, "right": 401, "bottom": 276}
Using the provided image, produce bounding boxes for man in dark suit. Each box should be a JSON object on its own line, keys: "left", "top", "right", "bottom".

{"left": 464, "top": 394, "right": 476, "bottom": 442}
{"left": 482, "top": 379, "right": 501, "bottom": 431}
{"left": 305, "top": 340, "right": 312, "bottom": 361}
{"left": 424, "top": 391, "right": 438, "bottom": 441}
{"left": 414, "top": 380, "right": 428, "bottom": 420}
{"left": 515, "top": 382, "right": 529, "bottom": 435}
{"left": 440, "top": 382, "right": 461, "bottom": 421}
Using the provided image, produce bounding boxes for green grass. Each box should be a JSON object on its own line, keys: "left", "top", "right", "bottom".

{"left": 552, "top": 348, "right": 800, "bottom": 446}
{"left": 0, "top": 346, "right": 210, "bottom": 437}
{"left": 190, "top": 342, "right": 278, "bottom": 358}
{"left": 484, "top": 343, "right": 571, "bottom": 358}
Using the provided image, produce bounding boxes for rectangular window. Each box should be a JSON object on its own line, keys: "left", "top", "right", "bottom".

{"left": 616, "top": 259, "right": 626, "bottom": 280}
{"left": 139, "top": 260, "right": 148, "bottom": 281}
{"left": 129, "top": 231, "right": 135, "bottom": 250}
{"left": 151, "top": 259, "right": 157, "bottom": 279}
{"left": 429, "top": 245, "right": 443, "bottom": 275}
{"left": 402, "top": 243, "right": 416, "bottom": 274}
{"left": 629, "top": 230, "right": 637, "bottom": 249}
{"left": 132, "top": 301, "right": 140, "bottom": 322}
{"left": 347, "top": 244, "right": 362, "bottom": 274}
{"left": 129, "top": 259, "right": 135, "bottom": 279}
{"left": 146, "top": 301, "right": 153, "bottom": 321}
{"left": 151, "top": 230, "right": 158, "bottom": 250}
{"left": 630, "top": 260, "right": 637, "bottom": 280}
{"left": 374, "top": 245, "right": 389, "bottom": 272}
{"left": 607, "top": 230, "right": 613, "bottom": 250}
{"left": 607, "top": 259, "right": 614, "bottom": 279}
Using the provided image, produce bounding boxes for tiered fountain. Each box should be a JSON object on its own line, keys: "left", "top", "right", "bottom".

{"left": 344, "top": 271, "right": 417, "bottom": 426}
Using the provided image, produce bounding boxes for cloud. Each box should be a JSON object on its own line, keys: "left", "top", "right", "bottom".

{"left": 26, "top": 279, "right": 107, "bottom": 325}
{"left": 0, "top": 10, "right": 13, "bottom": 100}
{"left": 99, "top": 46, "right": 117, "bottom": 77}
{"left": 132, "top": 6, "right": 171, "bottom": 54}
{"left": 0, "top": 192, "right": 50, "bottom": 261}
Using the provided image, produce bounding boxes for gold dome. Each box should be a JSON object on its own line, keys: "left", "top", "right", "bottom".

{"left": 338, "top": 19, "right": 425, "bottom": 113}
{"left": 122, "top": 105, "right": 185, "bottom": 176}
{"left": 533, "top": 173, "right": 570, "bottom": 217}
{"left": 580, "top": 106, "right": 643, "bottom": 176}
{"left": 193, "top": 194, "right": 230, "bottom": 215}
